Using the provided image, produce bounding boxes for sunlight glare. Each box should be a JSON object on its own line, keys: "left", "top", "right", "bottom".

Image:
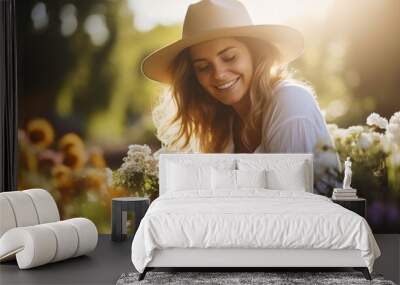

{"left": 128, "top": 0, "right": 335, "bottom": 31}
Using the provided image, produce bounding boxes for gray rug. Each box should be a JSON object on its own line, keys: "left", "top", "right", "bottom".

{"left": 116, "top": 271, "right": 396, "bottom": 285}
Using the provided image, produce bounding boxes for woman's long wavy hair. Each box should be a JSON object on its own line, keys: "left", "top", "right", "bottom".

{"left": 154, "top": 36, "right": 290, "bottom": 153}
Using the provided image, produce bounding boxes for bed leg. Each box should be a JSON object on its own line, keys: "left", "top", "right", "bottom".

{"left": 138, "top": 268, "right": 148, "bottom": 281}
{"left": 354, "top": 267, "right": 371, "bottom": 280}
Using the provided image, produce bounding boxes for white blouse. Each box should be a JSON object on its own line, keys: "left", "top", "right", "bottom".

{"left": 224, "top": 80, "right": 340, "bottom": 176}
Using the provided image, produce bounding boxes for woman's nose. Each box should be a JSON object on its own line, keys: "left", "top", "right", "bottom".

{"left": 212, "top": 64, "right": 228, "bottom": 82}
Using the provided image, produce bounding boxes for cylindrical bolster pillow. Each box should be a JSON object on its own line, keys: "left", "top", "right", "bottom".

{"left": 0, "top": 191, "right": 39, "bottom": 228}
{"left": 63, "top": 218, "right": 98, "bottom": 257}
{"left": 0, "top": 218, "right": 98, "bottom": 269}
{"left": 0, "top": 196, "right": 17, "bottom": 237}
{"left": 0, "top": 189, "right": 60, "bottom": 238}
{"left": 23, "top": 189, "right": 60, "bottom": 224}
{"left": 0, "top": 226, "right": 57, "bottom": 268}
{"left": 42, "top": 221, "right": 79, "bottom": 262}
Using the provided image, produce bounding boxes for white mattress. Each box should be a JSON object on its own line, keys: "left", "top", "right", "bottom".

{"left": 131, "top": 189, "right": 380, "bottom": 273}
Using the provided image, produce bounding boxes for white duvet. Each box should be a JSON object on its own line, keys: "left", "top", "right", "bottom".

{"left": 131, "top": 189, "right": 380, "bottom": 273}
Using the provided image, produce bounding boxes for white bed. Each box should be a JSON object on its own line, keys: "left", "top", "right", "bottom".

{"left": 131, "top": 154, "right": 380, "bottom": 280}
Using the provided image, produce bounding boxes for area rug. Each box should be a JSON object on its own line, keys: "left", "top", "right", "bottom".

{"left": 116, "top": 271, "right": 396, "bottom": 285}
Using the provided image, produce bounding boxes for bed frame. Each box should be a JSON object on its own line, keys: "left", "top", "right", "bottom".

{"left": 139, "top": 154, "right": 371, "bottom": 281}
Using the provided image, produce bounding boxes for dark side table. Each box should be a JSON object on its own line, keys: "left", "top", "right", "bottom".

{"left": 331, "top": 197, "right": 366, "bottom": 218}
{"left": 111, "top": 197, "right": 150, "bottom": 242}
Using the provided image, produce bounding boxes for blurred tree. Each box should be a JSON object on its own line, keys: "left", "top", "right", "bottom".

{"left": 17, "top": 0, "right": 94, "bottom": 136}
{"left": 296, "top": 0, "right": 400, "bottom": 126}
{"left": 17, "top": 0, "right": 180, "bottom": 151}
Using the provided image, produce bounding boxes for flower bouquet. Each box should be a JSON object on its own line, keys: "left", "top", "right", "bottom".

{"left": 111, "top": 144, "right": 159, "bottom": 201}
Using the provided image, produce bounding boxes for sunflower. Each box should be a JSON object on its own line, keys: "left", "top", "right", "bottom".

{"left": 26, "top": 118, "right": 54, "bottom": 148}
{"left": 88, "top": 147, "right": 107, "bottom": 168}
{"left": 59, "top": 133, "right": 85, "bottom": 153}
{"left": 62, "top": 145, "right": 86, "bottom": 170}
{"left": 51, "top": 164, "right": 75, "bottom": 201}
{"left": 52, "top": 164, "right": 72, "bottom": 184}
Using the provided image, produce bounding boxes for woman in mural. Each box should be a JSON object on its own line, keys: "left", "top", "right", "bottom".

{"left": 142, "top": 0, "right": 340, "bottom": 192}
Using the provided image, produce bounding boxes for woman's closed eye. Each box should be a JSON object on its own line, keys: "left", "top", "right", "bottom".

{"left": 195, "top": 64, "right": 209, "bottom": 72}
{"left": 223, "top": 54, "right": 236, "bottom": 62}
{"left": 194, "top": 56, "right": 236, "bottom": 72}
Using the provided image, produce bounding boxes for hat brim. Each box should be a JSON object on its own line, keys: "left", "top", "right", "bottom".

{"left": 141, "top": 24, "right": 304, "bottom": 84}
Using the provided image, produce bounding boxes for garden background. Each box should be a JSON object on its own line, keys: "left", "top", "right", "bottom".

{"left": 16, "top": 0, "right": 400, "bottom": 233}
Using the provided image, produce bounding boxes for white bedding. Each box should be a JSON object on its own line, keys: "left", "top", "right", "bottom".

{"left": 131, "top": 190, "right": 380, "bottom": 273}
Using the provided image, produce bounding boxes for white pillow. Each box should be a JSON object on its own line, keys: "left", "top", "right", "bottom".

{"left": 237, "top": 159, "right": 308, "bottom": 191}
{"left": 211, "top": 168, "right": 267, "bottom": 190}
{"left": 236, "top": 169, "right": 267, "bottom": 188}
{"left": 167, "top": 162, "right": 212, "bottom": 191}
{"left": 266, "top": 166, "right": 306, "bottom": 191}
{"left": 211, "top": 168, "right": 236, "bottom": 190}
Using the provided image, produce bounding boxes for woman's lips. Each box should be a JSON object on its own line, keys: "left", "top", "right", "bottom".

{"left": 214, "top": 77, "right": 240, "bottom": 91}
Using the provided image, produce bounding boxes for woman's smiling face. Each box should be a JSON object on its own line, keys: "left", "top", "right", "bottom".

{"left": 189, "top": 37, "right": 254, "bottom": 105}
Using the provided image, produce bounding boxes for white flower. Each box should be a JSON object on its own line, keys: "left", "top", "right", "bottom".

{"left": 357, "top": 132, "right": 373, "bottom": 150}
{"left": 389, "top": 111, "right": 400, "bottom": 125}
{"left": 380, "top": 134, "right": 392, "bottom": 153}
{"left": 370, "top": 132, "right": 382, "bottom": 142}
{"left": 385, "top": 112, "right": 400, "bottom": 145}
{"left": 331, "top": 128, "right": 347, "bottom": 140}
{"left": 346, "top": 126, "right": 364, "bottom": 136}
{"left": 128, "top": 144, "right": 151, "bottom": 155}
{"left": 387, "top": 123, "right": 400, "bottom": 145}
{"left": 366, "top": 112, "right": 388, "bottom": 129}
{"left": 144, "top": 158, "right": 158, "bottom": 177}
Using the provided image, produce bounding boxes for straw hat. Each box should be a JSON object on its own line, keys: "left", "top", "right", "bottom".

{"left": 141, "top": 0, "right": 304, "bottom": 84}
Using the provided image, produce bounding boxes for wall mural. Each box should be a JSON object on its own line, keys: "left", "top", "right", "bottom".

{"left": 17, "top": 0, "right": 400, "bottom": 233}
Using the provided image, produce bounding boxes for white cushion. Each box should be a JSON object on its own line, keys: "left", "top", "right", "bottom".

{"left": 0, "top": 218, "right": 97, "bottom": 269}
{"left": 24, "top": 189, "right": 60, "bottom": 223}
{"left": 167, "top": 162, "right": 212, "bottom": 191}
{"left": 0, "top": 191, "right": 39, "bottom": 227}
{"left": 211, "top": 169, "right": 267, "bottom": 190}
{"left": 42, "top": 221, "right": 79, "bottom": 262}
{"left": 212, "top": 168, "right": 236, "bottom": 190}
{"left": 159, "top": 155, "right": 237, "bottom": 195}
{"left": 0, "top": 196, "right": 17, "bottom": 237}
{"left": 0, "top": 225, "right": 57, "bottom": 268}
{"left": 237, "top": 159, "right": 308, "bottom": 191}
{"left": 266, "top": 165, "right": 306, "bottom": 191}
{"left": 0, "top": 189, "right": 60, "bottom": 237}
{"left": 0, "top": 189, "right": 98, "bottom": 269}
{"left": 64, "top": 218, "right": 98, "bottom": 257}
{"left": 236, "top": 169, "right": 267, "bottom": 188}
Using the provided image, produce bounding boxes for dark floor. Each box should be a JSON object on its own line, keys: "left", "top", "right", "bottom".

{"left": 1, "top": 234, "right": 398, "bottom": 285}
{"left": 0, "top": 235, "right": 134, "bottom": 285}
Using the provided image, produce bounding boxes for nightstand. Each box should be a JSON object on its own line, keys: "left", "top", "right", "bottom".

{"left": 111, "top": 197, "right": 150, "bottom": 242}
{"left": 331, "top": 198, "right": 366, "bottom": 218}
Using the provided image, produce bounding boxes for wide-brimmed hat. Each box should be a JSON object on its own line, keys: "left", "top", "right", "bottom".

{"left": 141, "top": 0, "right": 304, "bottom": 84}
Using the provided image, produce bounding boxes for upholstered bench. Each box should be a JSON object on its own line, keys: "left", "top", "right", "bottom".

{"left": 0, "top": 189, "right": 98, "bottom": 269}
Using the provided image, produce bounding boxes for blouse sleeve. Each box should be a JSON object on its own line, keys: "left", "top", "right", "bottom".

{"left": 266, "top": 116, "right": 320, "bottom": 153}
{"left": 261, "top": 82, "right": 333, "bottom": 154}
